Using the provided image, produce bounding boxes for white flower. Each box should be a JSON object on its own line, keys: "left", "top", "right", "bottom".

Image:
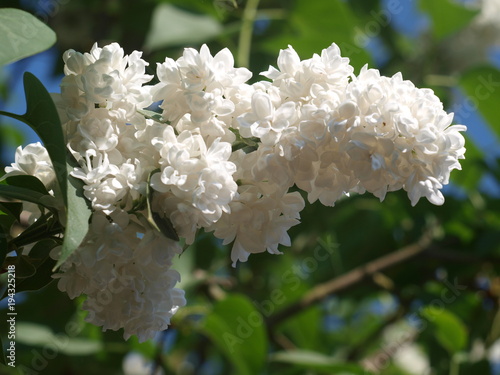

{"left": 150, "top": 126, "right": 237, "bottom": 240}
{"left": 151, "top": 57, "right": 187, "bottom": 123}
{"left": 208, "top": 167, "right": 305, "bottom": 266}
{"left": 176, "top": 113, "right": 236, "bottom": 145}
{"left": 261, "top": 43, "right": 353, "bottom": 104}
{"left": 238, "top": 91, "right": 299, "bottom": 146}
{"left": 31, "top": 41, "right": 468, "bottom": 343}
{"left": 152, "top": 44, "right": 252, "bottom": 136}
{"left": 3, "top": 142, "right": 57, "bottom": 190}
{"left": 178, "top": 44, "right": 252, "bottom": 91}
{"left": 61, "top": 42, "right": 153, "bottom": 121}
{"left": 54, "top": 211, "right": 186, "bottom": 342}
{"left": 74, "top": 108, "right": 120, "bottom": 152}
{"left": 340, "top": 66, "right": 466, "bottom": 205}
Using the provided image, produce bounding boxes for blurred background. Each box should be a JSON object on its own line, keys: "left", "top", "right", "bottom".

{"left": 1, "top": 0, "right": 500, "bottom": 374}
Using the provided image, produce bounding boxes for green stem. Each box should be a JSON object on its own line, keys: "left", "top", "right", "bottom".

{"left": 449, "top": 354, "right": 460, "bottom": 375}
{"left": 237, "top": 0, "right": 261, "bottom": 68}
{"left": 0, "top": 109, "right": 24, "bottom": 121}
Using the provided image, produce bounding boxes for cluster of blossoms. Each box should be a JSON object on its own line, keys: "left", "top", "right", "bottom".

{"left": 3, "top": 42, "right": 466, "bottom": 341}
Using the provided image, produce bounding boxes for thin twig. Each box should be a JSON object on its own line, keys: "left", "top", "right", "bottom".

{"left": 266, "top": 233, "right": 434, "bottom": 327}
{"left": 237, "top": 0, "right": 260, "bottom": 68}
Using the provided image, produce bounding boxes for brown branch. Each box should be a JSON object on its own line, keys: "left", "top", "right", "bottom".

{"left": 266, "top": 233, "right": 433, "bottom": 327}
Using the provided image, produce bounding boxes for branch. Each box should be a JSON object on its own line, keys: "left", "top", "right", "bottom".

{"left": 266, "top": 233, "right": 433, "bottom": 327}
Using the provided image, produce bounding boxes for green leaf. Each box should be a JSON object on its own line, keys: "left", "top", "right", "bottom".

{"left": 420, "top": 0, "right": 479, "bottom": 40}
{"left": 0, "top": 185, "right": 59, "bottom": 210}
{"left": 201, "top": 294, "right": 268, "bottom": 375}
{"left": 18, "top": 73, "right": 68, "bottom": 202}
{"left": 0, "top": 72, "right": 92, "bottom": 269}
{"left": 450, "top": 135, "right": 484, "bottom": 191}
{"left": 0, "top": 336, "right": 6, "bottom": 367}
{"left": 128, "top": 335, "right": 157, "bottom": 359}
{"left": 0, "top": 235, "right": 6, "bottom": 269}
{"left": 270, "top": 350, "right": 369, "bottom": 374}
{"left": 0, "top": 124, "right": 25, "bottom": 147}
{"left": 137, "top": 109, "right": 168, "bottom": 124}
{"left": 8, "top": 212, "right": 61, "bottom": 250}
{"left": 144, "top": 4, "right": 223, "bottom": 50}
{"left": 1, "top": 241, "right": 58, "bottom": 297}
{"left": 0, "top": 73, "right": 68, "bottom": 204}
{"left": 16, "top": 322, "right": 103, "bottom": 355}
{"left": 29, "top": 238, "right": 59, "bottom": 259}
{"left": 18, "top": 255, "right": 38, "bottom": 279}
{"left": 459, "top": 66, "right": 500, "bottom": 138}
{"left": 16, "top": 256, "right": 56, "bottom": 294}
{"left": 421, "top": 306, "right": 468, "bottom": 354}
{"left": 0, "top": 202, "right": 22, "bottom": 256}
{"left": 0, "top": 202, "right": 22, "bottom": 222}
{"left": 261, "top": 0, "right": 372, "bottom": 72}
{"left": 5, "top": 175, "right": 50, "bottom": 195}
{"left": 280, "top": 306, "right": 322, "bottom": 351}
{"left": 0, "top": 8, "right": 56, "bottom": 66}
{"left": 54, "top": 167, "right": 91, "bottom": 270}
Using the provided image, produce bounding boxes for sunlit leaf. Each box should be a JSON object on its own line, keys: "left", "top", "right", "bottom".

{"left": 137, "top": 109, "right": 168, "bottom": 124}
{"left": 0, "top": 8, "right": 56, "bottom": 66}
{"left": 270, "top": 350, "right": 369, "bottom": 374}
{"left": 420, "top": 0, "right": 478, "bottom": 40}
{"left": 202, "top": 294, "right": 268, "bottom": 375}
{"left": 261, "top": 0, "right": 372, "bottom": 72}
{"left": 421, "top": 306, "right": 468, "bottom": 353}
{"left": 280, "top": 305, "right": 322, "bottom": 351}
{"left": 55, "top": 165, "right": 91, "bottom": 269}
{"left": 144, "top": 4, "right": 223, "bottom": 50}
{"left": 16, "top": 322, "right": 103, "bottom": 355}
{"left": 459, "top": 66, "right": 500, "bottom": 138}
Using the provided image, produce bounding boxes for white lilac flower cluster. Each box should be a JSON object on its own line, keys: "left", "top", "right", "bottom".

{"left": 3, "top": 42, "right": 466, "bottom": 342}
